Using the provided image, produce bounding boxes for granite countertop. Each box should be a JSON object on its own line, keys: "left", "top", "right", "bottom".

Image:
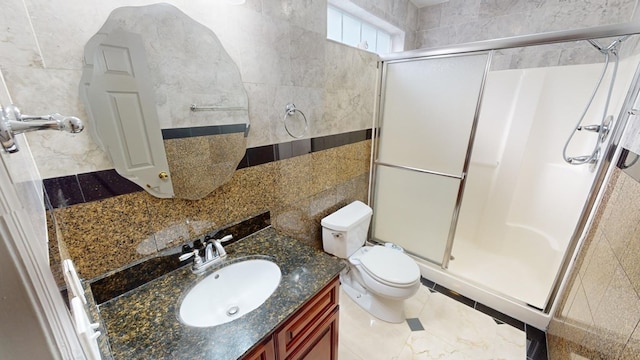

{"left": 97, "top": 227, "right": 346, "bottom": 360}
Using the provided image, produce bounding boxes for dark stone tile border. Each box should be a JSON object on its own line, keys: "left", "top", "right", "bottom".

{"left": 475, "top": 302, "right": 525, "bottom": 331}
{"left": 44, "top": 129, "right": 373, "bottom": 209}
{"left": 161, "top": 124, "right": 247, "bottom": 139}
{"left": 236, "top": 129, "right": 372, "bottom": 170}
{"left": 434, "top": 284, "right": 476, "bottom": 308}
{"left": 420, "top": 277, "right": 436, "bottom": 289}
{"left": 526, "top": 325, "right": 549, "bottom": 360}
{"left": 44, "top": 169, "right": 140, "bottom": 209}
{"left": 77, "top": 169, "right": 141, "bottom": 202}
{"left": 43, "top": 175, "right": 85, "bottom": 209}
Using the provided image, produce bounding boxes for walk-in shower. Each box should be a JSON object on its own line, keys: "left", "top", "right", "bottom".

{"left": 369, "top": 25, "right": 640, "bottom": 329}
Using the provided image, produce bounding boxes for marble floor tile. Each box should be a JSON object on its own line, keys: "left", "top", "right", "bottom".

{"left": 404, "top": 286, "right": 432, "bottom": 318}
{"left": 396, "top": 331, "right": 468, "bottom": 360}
{"left": 338, "top": 285, "right": 526, "bottom": 360}
{"left": 492, "top": 324, "right": 528, "bottom": 359}
{"left": 417, "top": 292, "right": 498, "bottom": 355}
{"left": 338, "top": 342, "right": 365, "bottom": 360}
{"left": 339, "top": 288, "right": 411, "bottom": 359}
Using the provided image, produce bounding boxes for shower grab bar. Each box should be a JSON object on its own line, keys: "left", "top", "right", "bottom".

{"left": 374, "top": 161, "right": 464, "bottom": 180}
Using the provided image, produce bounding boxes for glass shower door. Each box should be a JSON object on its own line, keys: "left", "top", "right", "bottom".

{"left": 372, "top": 53, "right": 490, "bottom": 266}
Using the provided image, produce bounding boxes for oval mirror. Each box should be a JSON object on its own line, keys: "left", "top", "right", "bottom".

{"left": 79, "top": 3, "right": 249, "bottom": 200}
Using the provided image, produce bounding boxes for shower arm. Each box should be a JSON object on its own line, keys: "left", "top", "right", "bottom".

{"left": 0, "top": 104, "right": 84, "bottom": 153}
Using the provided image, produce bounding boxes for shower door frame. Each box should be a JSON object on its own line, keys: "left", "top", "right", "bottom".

{"left": 372, "top": 51, "right": 493, "bottom": 269}
{"left": 369, "top": 21, "right": 640, "bottom": 320}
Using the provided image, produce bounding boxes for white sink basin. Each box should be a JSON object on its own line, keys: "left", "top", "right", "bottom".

{"left": 179, "top": 259, "right": 281, "bottom": 327}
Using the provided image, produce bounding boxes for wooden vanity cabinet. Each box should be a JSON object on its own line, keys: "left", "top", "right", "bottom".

{"left": 242, "top": 276, "right": 340, "bottom": 360}
{"left": 285, "top": 307, "right": 338, "bottom": 360}
{"left": 243, "top": 336, "right": 276, "bottom": 360}
{"left": 276, "top": 277, "right": 340, "bottom": 360}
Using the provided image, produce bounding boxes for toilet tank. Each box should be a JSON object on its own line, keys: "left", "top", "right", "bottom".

{"left": 321, "top": 200, "right": 373, "bottom": 258}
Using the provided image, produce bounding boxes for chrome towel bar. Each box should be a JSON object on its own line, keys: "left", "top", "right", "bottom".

{"left": 189, "top": 104, "right": 248, "bottom": 112}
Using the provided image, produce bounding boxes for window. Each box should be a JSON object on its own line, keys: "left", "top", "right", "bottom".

{"left": 327, "top": 5, "right": 392, "bottom": 54}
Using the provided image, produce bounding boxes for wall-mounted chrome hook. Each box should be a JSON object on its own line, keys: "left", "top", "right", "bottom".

{"left": 0, "top": 104, "right": 84, "bottom": 153}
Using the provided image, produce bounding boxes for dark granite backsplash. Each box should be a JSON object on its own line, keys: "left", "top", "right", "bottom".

{"left": 90, "top": 212, "right": 271, "bottom": 305}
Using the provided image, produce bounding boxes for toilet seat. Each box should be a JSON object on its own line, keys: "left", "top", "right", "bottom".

{"left": 358, "top": 246, "right": 420, "bottom": 288}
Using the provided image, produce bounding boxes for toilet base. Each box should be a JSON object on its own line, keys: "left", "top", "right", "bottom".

{"left": 340, "top": 271, "right": 406, "bottom": 324}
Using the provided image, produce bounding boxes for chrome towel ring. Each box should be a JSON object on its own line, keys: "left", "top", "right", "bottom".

{"left": 283, "top": 103, "right": 308, "bottom": 138}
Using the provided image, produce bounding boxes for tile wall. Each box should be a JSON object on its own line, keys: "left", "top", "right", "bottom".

{"left": 414, "top": 0, "right": 640, "bottom": 69}
{"left": 547, "top": 168, "right": 640, "bottom": 358}
{"left": 46, "top": 131, "right": 371, "bottom": 281}
{"left": 0, "top": 0, "right": 418, "bottom": 282}
{"left": 416, "top": 0, "right": 637, "bottom": 47}
{"left": 0, "top": 0, "right": 417, "bottom": 282}
{"left": 0, "top": 0, "right": 417, "bottom": 179}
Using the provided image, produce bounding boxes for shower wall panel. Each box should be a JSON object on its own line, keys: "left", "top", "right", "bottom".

{"left": 459, "top": 60, "right": 638, "bottom": 256}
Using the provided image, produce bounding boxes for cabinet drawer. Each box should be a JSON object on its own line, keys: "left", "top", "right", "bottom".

{"left": 276, "top": 277, "right": 339, "bottom": 359}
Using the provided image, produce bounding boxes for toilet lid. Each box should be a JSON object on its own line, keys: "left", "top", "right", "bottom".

{"left": 359, "top": 246, "right": 420, "bottom": 287}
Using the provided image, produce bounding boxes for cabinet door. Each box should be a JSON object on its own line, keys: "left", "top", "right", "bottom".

{"left": 243, "top": 336, "right": 276, "bottom": 360}
{"left": 276, "top": 278, "right": 339, "bottom": 359}
{"left": 288, "top": 308, "right": 339, "bottom": 360}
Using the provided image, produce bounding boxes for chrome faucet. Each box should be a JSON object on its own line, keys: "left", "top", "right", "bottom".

{"left": 179, "top": 234, "right": 233, "bottom": 274}
{"left": 210, "top": 234, "right": 232, "bottom": 258}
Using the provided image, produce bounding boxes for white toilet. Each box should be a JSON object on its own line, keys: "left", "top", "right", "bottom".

{"left": 321, "top": 200, "right": 421, "bottom": 323}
